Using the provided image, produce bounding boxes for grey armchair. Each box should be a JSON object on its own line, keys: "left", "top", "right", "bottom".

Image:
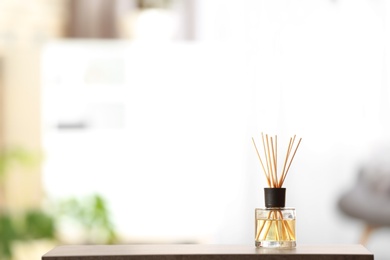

{"left": 338, "top": 148, "right": 390, "bottom": 245}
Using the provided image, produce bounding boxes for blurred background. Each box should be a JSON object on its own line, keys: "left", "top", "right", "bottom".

{"left": 1, "top": 0, "right": 390, "bottom": 259}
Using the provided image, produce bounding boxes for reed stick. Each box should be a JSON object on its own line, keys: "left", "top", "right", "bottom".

{"left": 252, "top": 133, "right": 302, "bottom": 188}
{"left": 280, "top": 137, "right": 302, "bottom": 187}
{"left": 251, "top": 137, "right": 270, "bottom": 187}
{"left": 279, "top": 137, "right": 292, "bottom": 187}
{"left": 271, "top": 136, "right": 277, "bottom": 187}
{"left": 261, "top": 133, "right": 271, "bottom": 185}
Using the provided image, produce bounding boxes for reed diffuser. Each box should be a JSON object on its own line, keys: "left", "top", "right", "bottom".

{"left": 252, "top": 133, "right": 302, "bottom": 248}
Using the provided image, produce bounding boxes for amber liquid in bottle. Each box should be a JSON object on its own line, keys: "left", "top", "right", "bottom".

{"left": 255, "top": 210, "right": 296, "bottom": 248}
{"left": 255, "top": 188, "right": 296, "bottom": 248}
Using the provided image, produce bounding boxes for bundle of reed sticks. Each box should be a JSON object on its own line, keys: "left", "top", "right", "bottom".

{"left": 252, "top": 133, "right": 302, "bottom": 188}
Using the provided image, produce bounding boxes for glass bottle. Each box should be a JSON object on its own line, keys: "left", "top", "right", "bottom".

{"left": 255, "top": 188, "right": 296, "bottom": 248}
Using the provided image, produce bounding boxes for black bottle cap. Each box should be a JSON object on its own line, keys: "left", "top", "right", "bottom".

{"left": 264, "top": 188, "right": 286, "bottom": 208}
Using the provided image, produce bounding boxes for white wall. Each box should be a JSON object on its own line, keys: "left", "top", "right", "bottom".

{"left": 41, "top": 41, "right": 253, "bottom": 243}
{"left": 193, "top": 0, "right": 390, "bottom": 258}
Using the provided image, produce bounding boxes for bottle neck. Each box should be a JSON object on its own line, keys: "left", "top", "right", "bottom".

{"left": 264, "top": 188, "right": 286, "bottom": 208}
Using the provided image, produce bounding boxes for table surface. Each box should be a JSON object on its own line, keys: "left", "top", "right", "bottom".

{"left": 42, "top": 244, "right": 374, "bottom": 260}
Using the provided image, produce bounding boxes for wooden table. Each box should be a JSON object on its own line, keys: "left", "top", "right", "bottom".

{"left": 42, "top": 244, "right": 374, "bottom": 260}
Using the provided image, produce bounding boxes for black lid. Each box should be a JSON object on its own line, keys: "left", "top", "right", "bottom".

{"left": 264, "top": 188, "right": 286, "bottom": 208}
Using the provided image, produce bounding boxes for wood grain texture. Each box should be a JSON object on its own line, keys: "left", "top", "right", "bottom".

{"left": 42, "top": 244, "right": 374, "bottom": 260}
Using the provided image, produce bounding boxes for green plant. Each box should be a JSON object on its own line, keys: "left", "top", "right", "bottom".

{"left": 22, "top": 210, "right": 56, "bottom": 240}
{"left": 0, "top": 147, "right": 41, "bottom": 179}
{"left": 0, "top": 147, "right": 44, "bottom": 259}
{"left": 0, "top": 209, "right": 55, "bottom": 260}
{"left": 0, "top": 194, "right": 118, "bottom": 259}
{"left": 0, "top": 212, "right": 18, "bottom": 259}
{"left": 56, "top": 194, "right": 118, "bottom": 244}
{"left": 0, "top": 147, "right": 117, "bottom": 258}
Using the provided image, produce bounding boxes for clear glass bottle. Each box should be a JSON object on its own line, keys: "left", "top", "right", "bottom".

{"left": 255, "top": 188, "right": 296, "bottom": 248}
